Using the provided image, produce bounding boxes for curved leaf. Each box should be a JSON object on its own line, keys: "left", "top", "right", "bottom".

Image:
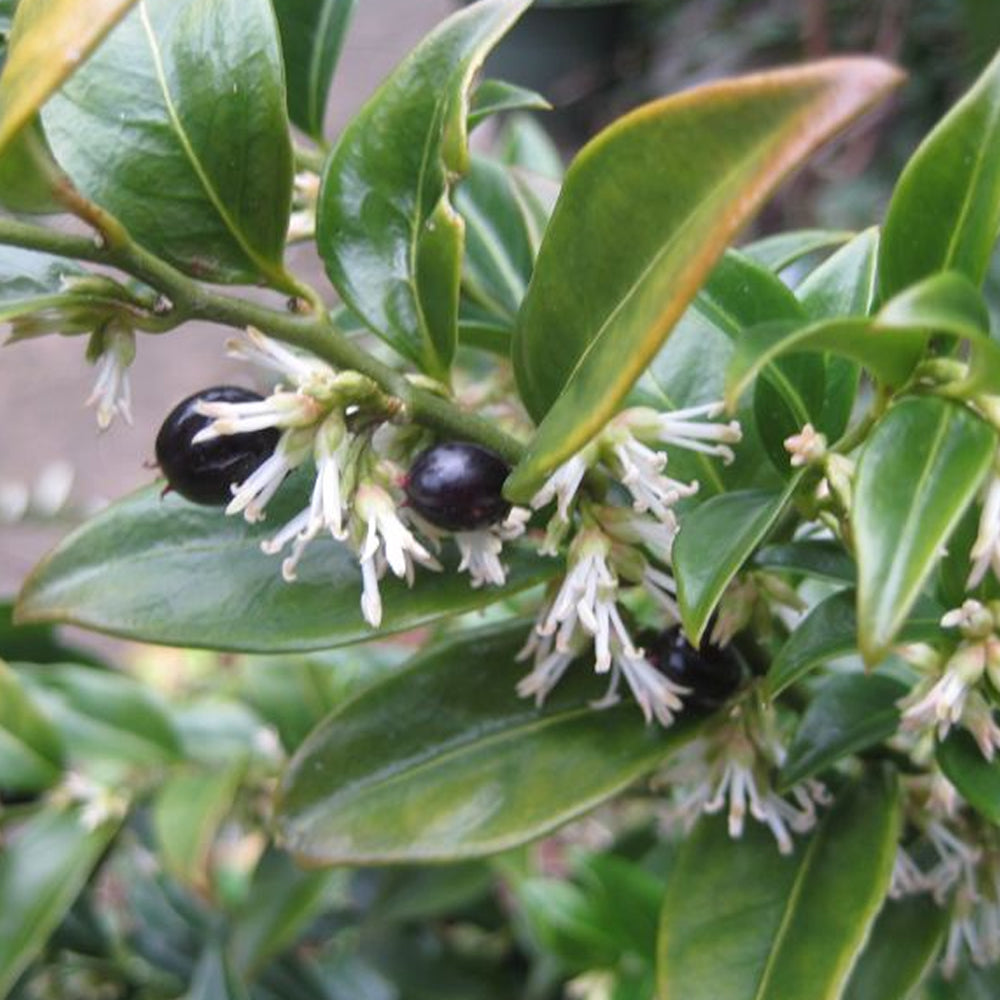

{"left": 15, "top": 475, "right": 557, "bottom": 653}
{"left": 880, "top": 48, "right": 1000, "bottom": 297}
{"left": 753, "top": 540, "right": 856, "bottom": 584}
{"left": 742, "top": 229, "right": 854, "bottom": 274}
{"left": 42, "top": 0, "right": 294, "bottom": 285}
{"left": 273, "top": 0, "right": 355, "bottom": 142}
{"left": 937, "top": 730, "right": 1000, "bottom": 823}
{"left": 278, "top": 622, "right": 702, "bottom": 864}
{"left": 0, "top": 243, "right": 87, "bottom": 320}
{"left": 797, "top": 227, "right": 880, "bottom": 320}
{"left": 469, "top": 79, "right": 550, "bottom": 128}
{"left": 657, "top": 768, "right": 900, "bottom": 1000}
{"left": 674, "top": 483, "right": 799, "bottom": 646}
{"left": 0, "top": 0, "right": 138, "bottom": 156}
{"left": 0, "top": 808, "right": 119, "bottom": 997}
{"left": 316, "top": 0, "right": 531, "bottom": 377}
{"left": 853, "top": 397, "right": 995, "bottom": 664}
{"left": 0, "top": 659, "right": 64, "bottom": 793}
{"left": 505, "top": 57, "right": 902, "bottom": 502}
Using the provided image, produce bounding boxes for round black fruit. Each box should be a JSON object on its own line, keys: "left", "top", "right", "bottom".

{"left": 644, "top": 626, "right": 742, "bottom": 711}
{"left": 155, "top": 386, "right": 280, "bottom": 506}
{"left": 404, "top": 441, "right": 511, "bottom": 531}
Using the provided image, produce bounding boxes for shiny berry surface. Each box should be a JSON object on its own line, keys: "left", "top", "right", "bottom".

{"left": 404, "top": 442, "right": 511, "bottom": 531}
{"left": 155, "top": 386, "right": 280, "bottom": 506}
{"left": 644, "top": 626, "right": 742, "bottom": 711}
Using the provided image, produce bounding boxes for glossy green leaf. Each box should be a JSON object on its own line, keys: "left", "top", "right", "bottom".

{"left": 766, "top": 590, "right": 942, "bottom": 697}
{"left": 366, "top": 862, "right": 493, "bottom": 924}
{"left": 278, "top": 622, "right": 701, "bottom": 865}
{"left": 752, "top": 540, "right": 855, "bottom": 584}
{"left": 843, "top": 895, "right": 947, "bottom": 1000}
{"left": 273, "top": 0, "right": 355, "bottom": 142}
{"left": 316, "top": 0, "right": 531, "bottom": 376}
{"left": 15, "top": 474, "right": 556, "bottom": 652}
{"left": 0, "top": 659, "right": 64, "bottom": 793}
{"left": 0, "top": 0, "right": 138, "bottom": 155}
{"left": 506, "top": 57, "right": 902, "bottom": 501}
{"left": 0, "top": 807, "right": 119, "bottom": 997}
{"left": 469, "top": 78, "right": 549, "bottom": 128}
{"left": 497, "top": 111, "right": 564, "bottom": 180}
{"left": 742, "top": 229, "right": 853, "bottom": 274}
{"left": 853, "top": 397, "right": 995, "bottom": 664}
{"left": 880, "top": 47, "right": 1000, "bottom": 297}
{"left": 16, "top": 662, "right": 182, "bottom": 775}
{"left": 674, "top": 483, "right": 798, "bottom": 646}
{"left": 657, "top": 768, "right": 900, "bottom": 1000}
{"left": 779, "top": 672, "right": 907, "bottom": 788}
{"left": 937, "top": 730, "right": 1000, "bottom": 823}
{"left": 42, "top": 0, "right": 294, "bottom": 286}
{"left": 153, "top": 763, "right": 244, "bottom": 892}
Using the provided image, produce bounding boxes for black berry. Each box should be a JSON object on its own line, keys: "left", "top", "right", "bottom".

{"left": 643, "top": 626, "right": 742, "bottom": 711}
{"left": 155, "top": 386, "right": 280, "bottom": 506}
{"left": 404, "top": 442, "right": 511, "bottom": 531}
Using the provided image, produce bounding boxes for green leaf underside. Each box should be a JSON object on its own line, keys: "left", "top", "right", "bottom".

{"left": 316, "top": 0, "right": 531, "bottom": 376}
{"left": 41, "top": 0, "right": 293, "bottom": 284}
{"left": 880, "top": 47, "right": 1000, "bottom": 297}
{"left": 469, "top": 78, "right": 549, "bottom": 128}
{"left": 675, "top": 483, "right": 799, "bottom": 646}
{"left": 0, "top": 0, "right": 139, "bottom": 156}
{"left": 853, "top": 396, "right": 996, "bottom": 664}
{"left": 0, "top": 242, "right": 87, "bottom": 320}
{"left": 14, "top": 473, "right": 558, "bottom": 652}
{"left": 657, "top": 768, "right": 900, "bottom": 1000}
{"left": 278, "top": 622, "right": 702, "bottom": 864}
{"left": 0, "top": 659, "right": 65, "bottom": 792}
{"left": 506, "top": 57, "right": 902, "bottom": 502}
{"left": 0, "top": 808, "right": 118, "bottom": 997}
{"left": 273, "top": 0, "right": 355, "bottom": 142}
{"left": 779, "top": 672, "right": 908, "bottom": 789}
{"left": 937, "top": 730, "right": 1000, "bottom": 823}
{"left": 767, "top": 589, "right": 944, "bottom": 697}
{"left": 742, "top": 228, "right": 853, "bottom": 273}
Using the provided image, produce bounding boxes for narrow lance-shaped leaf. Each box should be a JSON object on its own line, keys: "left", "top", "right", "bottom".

{"left": 741, "top": 229, "right": 853, "bottom": 274}
{"left": 0, "top": 658, "right": 65, "bottom": 793}
{"left": 0, "top": 0, "right": 139, "bottom": 156}
{"left": 468, "top": 78, "right": 549, "bottom": 128}
{"left": 657, "top": 768, "right": 900, "bottom": 1000}
{"left": 272, "top": 0, "right": 356, "bottom": 143}
{"left": 15, "top": 474, "right": 557, "bottom": 652}
{"left": 853, "top": 396, "right": 996, "bottom": 665}
{"left": 316, "top": 0, "right": 531, "bottom": 377}
{"left": 880, "top": 47, "right": 1000, "bottom": 297}
{"left": 42, "top": 0, "right": 294, "bottom": 286}
{"left": 278, "top": 622, "right": 703, "bottom": 865}
{"left": 505, "top": 58, "right": 902, "bottom": 502}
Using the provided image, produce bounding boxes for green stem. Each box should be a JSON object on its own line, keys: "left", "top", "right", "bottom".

{"left": 293, "top": 142, "right": 327, "bottom": 175}
{"left": 0, "top": 216, "right": 526, "bottom": 463}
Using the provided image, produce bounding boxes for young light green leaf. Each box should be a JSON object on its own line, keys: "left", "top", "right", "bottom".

{"left": 15, "top": 475, "right": 557, "bottom": 652}
{"left": 0, "top": 0, "right": 139, "bottom": 156}
{"left": 936, "top": 730, "right": 1000, "bottom": 823}
{"left": 842, "top": 895, "right": 948, "bottom": 1000}
{"left": 469, "top": 78, "right": 550, "bottom": 129}
{"left": 506, "top": 58, "right": 902, "bottom": 502}
{"left": 0, "top": 121, "right": 62, "bottom": 214}
{"left": 674, "top": 483, "right": 799, "bottom": 646}
{"left": 0, "top": 658, "right": 65, "bottom": 793}
{"left": 657, "top": 768, "right": 900, "bottom": 1000}
{"left": 880, "top": 47, "right": 1000, "bottom": 297}
{"left": 42, "top": 0, "right": 294, "bottom": 286}
{"left": 742, "top": 229, "right": 853, "bottom": 274}
{"left": 272, "top": 0, "right": 355, "bottom": 142}
{"left": 779, "top": 672, "right": 908, "bottom": 788}
{"left": 316, "top": 0, "right": 531, "bottom": 377}
{"left": 278, "top": 622, "right": 702, "bottom": 865}
{"left": 0, "top": 807, "right": 119, "bottom": 997}
{"left": 853, "top": 397, "right": 995, "bottom": 664}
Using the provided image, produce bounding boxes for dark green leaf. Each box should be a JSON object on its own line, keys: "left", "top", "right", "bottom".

{"left": 937, "top": 730, "right": 1000, "bottom": 823}
{"left": 843, "top": 894, "right": 947, "bottom": 1000}
{"left": 15, "top": 475, "right": 557, "bottom": 652}
{"left": 0, "top": 659, "right": 64, "bottom": 793}
{"left": 469, "top": 78, "right": 549, "bottom": 128}
{"left": 923, "top": 963, "right": 1000, "bottom": 1000}
{"left": 316, "top": 0, "right": 530, "bottom": 376}
{"left": 674, "top": 483, "right": 798, "bottom": 646}
{"left": 273, "top": 0, "right": 355, "bottom": 142}
{"left": 880, "top": 48, "right": 1000, "bottom": 297}
{"left": 0, "top": 600, "right": 104, "bottom": 667}
{"left": 779, "top": 672, "right": 908, "bottom": 788}
{"left": 766, "top": 590, "right": 943, "bottom": 697}
{"left": 42, "top": 0, "right": 294, "bottom": 286}
{"left": 187, "top": 944, "right": 250, "bottom": 1000}
{"left": 506, "top": 58, "right": 901, "bottom": 502}
{"left": 657, "top": 768, "right": 900, "bottom": 1000}
{"left": 752, "top": 540, "right": 856, "bottom": 584}
{"left": 853, "top": 397, "right": 995, "bottom": 663}
{"left": 365, "top": 861, "right": 493, "bottom": 924}
{"left": 0, "top": 808, "right": 119, "bottom": 997}
{"left": 278, "top": 622, "right": 701, "bottom": 864}
{"left": 742, "top": 229, "right": 853, "bottom": 274}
